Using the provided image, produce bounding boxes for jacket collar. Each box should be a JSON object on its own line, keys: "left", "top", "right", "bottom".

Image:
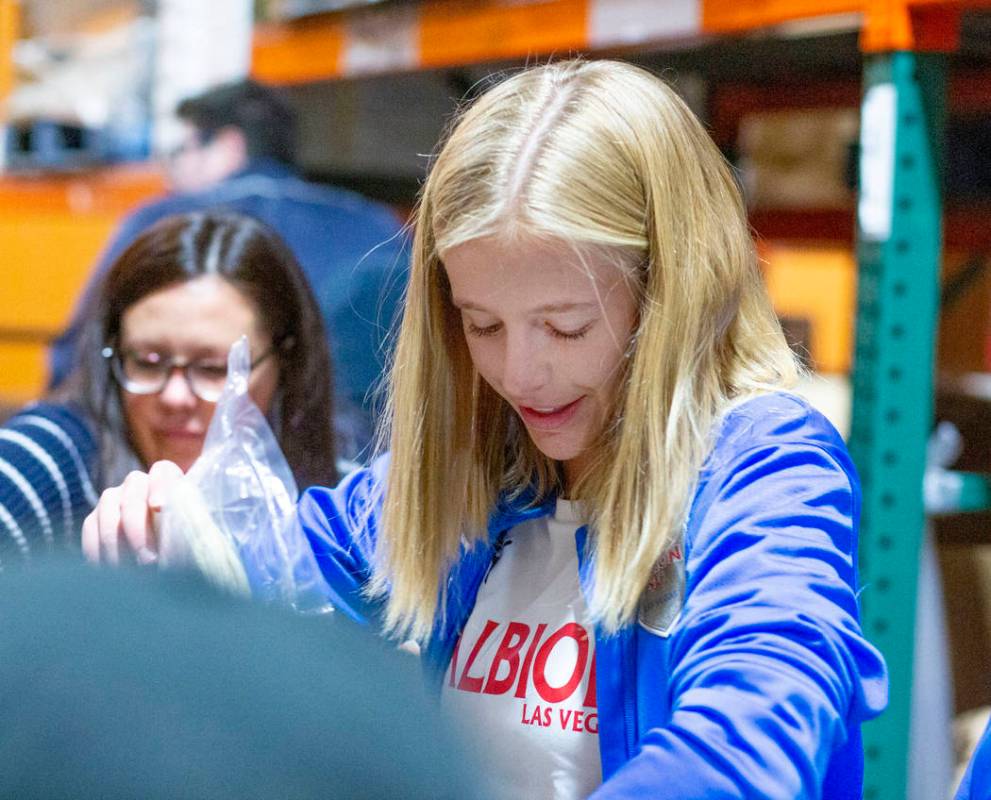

{"left": 487, "top": 488, "right": 557, "bottom": 541}
{"left": 489, "top": 489, "right": 595, "bottom": 600}
{"left": 228, "top": 157, "right": 298, "bottom": 182}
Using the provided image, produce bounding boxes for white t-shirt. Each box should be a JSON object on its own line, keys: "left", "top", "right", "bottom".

{"left": 441, "top": 499, "right": 601, "bottom": 800}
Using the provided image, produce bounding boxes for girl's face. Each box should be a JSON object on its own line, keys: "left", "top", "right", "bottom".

{"left": 443, "top": 235, "right": 638, "bottom": 488}
{"left": 118, "top": 275, "right": 280, "bottom": 472}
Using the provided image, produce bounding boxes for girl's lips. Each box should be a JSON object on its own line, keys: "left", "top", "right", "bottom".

{"left": 518, "top": 397, "right": 584, "bottom": 431}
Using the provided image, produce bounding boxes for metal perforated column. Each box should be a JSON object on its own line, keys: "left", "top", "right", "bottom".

{"left": 850, "top": 52, "right": 945, "bottom": 800}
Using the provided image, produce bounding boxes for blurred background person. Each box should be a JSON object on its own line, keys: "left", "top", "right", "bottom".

{"left": 48, "top": 78, "right": 408, "bottom": 461}
{"left": 0, "top": 211, "right": 335, "bottom": 561}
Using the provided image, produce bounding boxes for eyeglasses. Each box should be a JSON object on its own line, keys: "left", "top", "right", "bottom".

{"left": 102, "top": 344, "right": 277, "bottom": 403}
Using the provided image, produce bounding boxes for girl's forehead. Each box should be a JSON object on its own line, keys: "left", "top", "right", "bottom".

{"left": 443, "top": 235, "right": 634, "bottom": 313}
{"left": 444, "top": 235, "right": 629, "bottom": 282}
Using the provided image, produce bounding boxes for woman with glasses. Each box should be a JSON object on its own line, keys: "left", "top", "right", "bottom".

{"left": 0, "top": 211, "right": 336, "bottom": 560}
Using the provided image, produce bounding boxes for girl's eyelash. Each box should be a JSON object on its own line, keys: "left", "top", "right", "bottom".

{"left": 467, "top": 321, "right": 501, "bottom": 337}
{"left": 549, "top": 323, "right": 592, "bottom": 341}
{"left": 465, "top": 320, "right": 592, "bottom": 340}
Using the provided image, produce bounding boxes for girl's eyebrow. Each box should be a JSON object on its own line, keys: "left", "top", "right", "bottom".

{"left": 453, "top": 299, "right": 598, "bottom": 314}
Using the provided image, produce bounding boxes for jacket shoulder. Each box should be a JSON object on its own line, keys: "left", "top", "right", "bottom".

{"left": 0, "top": 401, "right": 100, "bottom": 551}
{"left": 6, "top": 401, "right": 97, "bottom": 453}
{"left": 704, "top": 392, "right": 849, "bottom": 474}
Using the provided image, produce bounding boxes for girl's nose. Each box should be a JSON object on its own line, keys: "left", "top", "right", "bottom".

{"left": 501, "top": 334, "right": 551, "bottom": 399}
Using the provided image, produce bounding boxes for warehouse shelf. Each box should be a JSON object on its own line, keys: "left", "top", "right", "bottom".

{"left": 252, "top": 0, "right": 821, "bottom": 83}
{"left": 751, "top": 204, "right": 991, "bottom": 251}
{"left": 0, "top": 161, "right": 162, "bottom": 213}
{"left": 251, "top": 0, "right": 990, "bottom": 84}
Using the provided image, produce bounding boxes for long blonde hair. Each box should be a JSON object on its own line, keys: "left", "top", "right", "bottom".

{"left": 373, "top": 59, "right": 798, "bottom": 640}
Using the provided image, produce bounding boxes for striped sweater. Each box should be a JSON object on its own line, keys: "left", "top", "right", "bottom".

{"left": 0, "top": 403, "right": 99, "bottom": 564}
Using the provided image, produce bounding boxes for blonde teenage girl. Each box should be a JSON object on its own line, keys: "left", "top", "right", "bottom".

{"left": 85, "top": 59, "right": 887, "bottom": 799}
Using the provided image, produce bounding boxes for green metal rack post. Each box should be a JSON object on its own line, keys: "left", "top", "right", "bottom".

{"left": 850, "top": 52, "right": 946, "bottom": 800}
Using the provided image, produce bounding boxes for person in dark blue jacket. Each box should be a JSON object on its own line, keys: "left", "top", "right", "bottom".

{"left": 84, "top": 59, "right": 888, "bottom": 798}
{"left": 50, "top": 79, "right": 408, "bottom": 460}
{"left": 957, "top": 718, "right": 991, "bottom": 800}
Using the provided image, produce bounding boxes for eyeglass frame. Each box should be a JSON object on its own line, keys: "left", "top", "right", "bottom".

{"left": 101, "top": 341, "right": 282, "bottom": 403}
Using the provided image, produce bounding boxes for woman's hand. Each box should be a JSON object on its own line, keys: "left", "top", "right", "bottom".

{"left": 82, "top": 461, "right": 184, "bottom": 565}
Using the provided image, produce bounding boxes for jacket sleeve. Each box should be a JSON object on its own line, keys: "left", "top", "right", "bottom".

{"left": 292, "top": 456, "right": 389, "bottom": 625}
{"left": 956, "top": 717, "right": 991, "bottom": 800}
{"left": 592, "top": 437, "right": 888, "bottom": 799}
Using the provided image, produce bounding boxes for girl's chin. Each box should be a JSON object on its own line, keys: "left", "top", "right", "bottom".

{"left": 527, "top": 433, "right": 585, "bottom": 465}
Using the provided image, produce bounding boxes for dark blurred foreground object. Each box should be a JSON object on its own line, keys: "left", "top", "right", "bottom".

{"left": 0, "top": 562, "right": 488, "bottom": 800}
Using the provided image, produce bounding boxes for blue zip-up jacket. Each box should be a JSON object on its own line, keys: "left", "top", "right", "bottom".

{"left": 292, "top": 392, "right": 888, "bottom": 798}
{"left": 957, "top": 717, "right": 991, "bottom": 800}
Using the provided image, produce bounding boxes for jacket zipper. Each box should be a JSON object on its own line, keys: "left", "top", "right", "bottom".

{"left": 623, "top": 626, "right": 638, "bottom": 759}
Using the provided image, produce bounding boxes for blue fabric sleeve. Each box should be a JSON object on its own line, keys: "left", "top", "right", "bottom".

{"left": 957, "top": 717, "right": 991, "bottom": 800}
{"left": 0, "top": 403, "right": 99, "bottom": 557}
{"left": 292, "top": 456, "right": 389, "bottom": 625}
{"left": 592, "top": 431, "right": 888, "bottom": 798}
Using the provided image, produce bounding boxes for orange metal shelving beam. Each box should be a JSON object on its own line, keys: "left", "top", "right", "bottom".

{"left": 702, "top": 0, "right": 862, "bottom": 36}
{"left": 252, "top": 0, "right": 591, "bottom": 84}
{"left": 0, "top": 0, "right": 18, "bottom": 111}
{"left": 252, "top": 13, "right": 346, "bottom": 85}
{"left": 704, "top": 0, "right": 991, "bottom": 51}
{"left": 419, "top": 0, "right": 588, "bottom": 70}
{"left": 252, "top": 0, "right": 991, "bottom": 85}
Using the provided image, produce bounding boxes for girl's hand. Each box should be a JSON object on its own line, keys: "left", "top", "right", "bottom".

{"left": 81, "top": 461, "right": 184, "bottom": 565}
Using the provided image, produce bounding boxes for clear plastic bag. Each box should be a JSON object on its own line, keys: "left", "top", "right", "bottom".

{"left": 158, "top": 336, "right": 333, "bottom": 614}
